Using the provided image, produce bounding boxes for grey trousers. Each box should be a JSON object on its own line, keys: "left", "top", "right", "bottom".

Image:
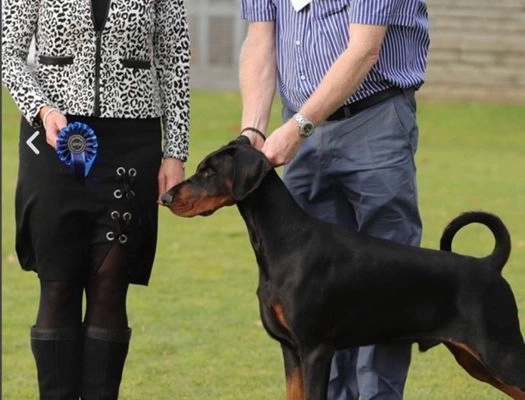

{"left": 282, "top": 89, "right": 422, "bottom": 400}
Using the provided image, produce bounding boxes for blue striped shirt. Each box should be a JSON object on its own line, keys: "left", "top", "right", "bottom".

{"left": 241, "top": 0, "right": 430, "bottom": 112}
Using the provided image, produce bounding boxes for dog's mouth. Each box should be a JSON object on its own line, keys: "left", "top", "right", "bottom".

{"left": 172, "top": 205, "right": 216, "bottom": 218}
{"left": 160, "top": 192, "right": 218, "bottom": 217}
{"left": 161, "top": 183, "right": 235, "bottom": 217}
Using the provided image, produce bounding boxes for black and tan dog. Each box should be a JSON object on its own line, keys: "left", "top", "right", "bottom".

{"left": 161, "top": 136, "right": 525, "bottom": 400}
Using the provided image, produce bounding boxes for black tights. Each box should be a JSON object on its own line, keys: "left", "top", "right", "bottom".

{"left": 36, "top": 245, "right": 129, "bottom": 330}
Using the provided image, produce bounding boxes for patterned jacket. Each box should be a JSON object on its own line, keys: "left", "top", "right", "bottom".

{"left": 2, "top": 0, "right": 191, "bottom": 160}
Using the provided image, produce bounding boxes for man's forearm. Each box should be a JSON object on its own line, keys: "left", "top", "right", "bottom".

{"left": 299, "top": 23, "right": 388, "bottom": 125}
{"left": 239, "top": 22, "right": 277, "bottom": 133}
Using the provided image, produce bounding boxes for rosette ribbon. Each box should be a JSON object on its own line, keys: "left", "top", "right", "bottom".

{"left": 56, "top": 122, "right": 98, "bottom": 182}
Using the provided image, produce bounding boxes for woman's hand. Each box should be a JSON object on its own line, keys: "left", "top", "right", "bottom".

{"left": 40, "top": 106, "right": 67, "bottom": 149}
{"left": 158, "top": 157, "right": 185, "bottom": 203}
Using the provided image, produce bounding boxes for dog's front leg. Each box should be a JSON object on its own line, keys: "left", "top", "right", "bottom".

{"left": 301, "top": 345, "right": 334, "bottom": 400}
{"left": 282, "top": 343, "right": 305, "bottom": 400}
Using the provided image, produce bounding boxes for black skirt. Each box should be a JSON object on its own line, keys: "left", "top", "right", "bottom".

{"left": 16, "top": 115, "right": 162, "bottom": 285}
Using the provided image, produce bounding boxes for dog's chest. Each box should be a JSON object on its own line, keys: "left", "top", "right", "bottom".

{"left": 256, "top": 280, "right": 294, "bottom": 336}
{"left": 256, "top": 279, "right": 280, "bottom": 305}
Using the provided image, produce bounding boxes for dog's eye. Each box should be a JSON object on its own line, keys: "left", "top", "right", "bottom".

{"left": 201, "top": 167, "right": 215, "bottom": 178}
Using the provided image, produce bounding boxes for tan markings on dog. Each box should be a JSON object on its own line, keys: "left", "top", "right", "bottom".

{"left": 286, "top": 367, "right": 305, "bottom": 400}
{"left": 178, "top": 177, "right": 235, "bottom": 216}
{"left": 192, "top": 194, "right": 234, "bottom": 213}
{"left": 445, "top": 340, "right": 525, "bottom": 400}
{"left": 171, "top": 190, "right": 234, "bottom": 217}
{"left": 225, "top": 177, "right": 233, "bottom": 190}
{"left": 272, "top": 303, "right": 289, "bottom": 330}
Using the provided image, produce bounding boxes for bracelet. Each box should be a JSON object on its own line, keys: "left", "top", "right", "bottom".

{"left": 42, "top": 107, "right": 59, "bottom": 130}
{"left": 240, "top": 127, "right": 266, "bottom": 141}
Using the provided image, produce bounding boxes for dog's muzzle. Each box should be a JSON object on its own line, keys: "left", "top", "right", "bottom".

{"left": 160, "top": 192, "right": 174, "bottom": 206}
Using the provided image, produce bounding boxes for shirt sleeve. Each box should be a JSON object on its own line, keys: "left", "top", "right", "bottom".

{"left": 154, "top": 0, "right": 191, "bottom": 161}
{"left": 241, "top": 0, "right": 276, "bottom": 22}
{"left": 350, "top": 0, "right": 418, "bottom": 27}
{"left": 2, "top": 0, "right": 54, "bottom": 127}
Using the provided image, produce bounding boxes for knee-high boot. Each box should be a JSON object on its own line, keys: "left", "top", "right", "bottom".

{"left": 30, "top": 325, "right": 83, "bottom": 400}
{"left": 80, "top": 326, "right": 132, "bottom": 400}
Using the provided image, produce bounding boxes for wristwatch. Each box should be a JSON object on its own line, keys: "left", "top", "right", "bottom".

{"left": 292, "top": 113, "right": 316, "bottom": 138}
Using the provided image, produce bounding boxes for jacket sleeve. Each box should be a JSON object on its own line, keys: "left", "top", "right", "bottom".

{"left": 2, "top": 0, "right": 54, "bottom": 127}
{"left": 154, "top": 0, "right": 191, "bottom": 161}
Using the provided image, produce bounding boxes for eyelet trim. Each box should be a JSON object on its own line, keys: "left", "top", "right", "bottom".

{"left": 105, "top": 166, "right": 141, "bottom": 244}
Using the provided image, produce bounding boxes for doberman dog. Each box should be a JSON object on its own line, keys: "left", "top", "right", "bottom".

{"left": 161, "top": 136, "right": 525, "bottom": 400}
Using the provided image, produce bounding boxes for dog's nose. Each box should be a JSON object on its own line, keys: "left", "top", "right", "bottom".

{"left": 160, "top": 192, "right": 173, "bottom": 206}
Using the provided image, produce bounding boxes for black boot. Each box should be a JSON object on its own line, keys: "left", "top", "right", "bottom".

{"left": 80, "top": 326, "right": 132, "bottom": 400}
{"left": 30, "top": 326, "right": 83, "bottom": 400}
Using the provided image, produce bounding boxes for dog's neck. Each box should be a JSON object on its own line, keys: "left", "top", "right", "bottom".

{"left": 237, "top": 169, "right": 307, "bottom": 227}
{"left": 236, "top": 169, "right": 312, "bottom": 274}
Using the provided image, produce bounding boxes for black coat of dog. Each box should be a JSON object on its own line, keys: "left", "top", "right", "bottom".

{"left": 162, "top": 137, "right": 525, "bottom": 400}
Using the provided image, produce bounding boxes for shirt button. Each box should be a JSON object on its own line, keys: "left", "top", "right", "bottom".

{"left": 300, "top": 75, "right": 306, "bottom": 80}
{"left": 295, "top": 40, "right": 301, "bottom": 46}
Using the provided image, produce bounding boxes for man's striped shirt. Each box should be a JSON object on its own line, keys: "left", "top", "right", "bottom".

{"left": 241, "top": 0, "right": 430, "bottom": 113}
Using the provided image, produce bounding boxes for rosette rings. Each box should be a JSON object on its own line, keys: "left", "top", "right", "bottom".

{"left": 56, "top": 122, "right": 98, "bottom": 181}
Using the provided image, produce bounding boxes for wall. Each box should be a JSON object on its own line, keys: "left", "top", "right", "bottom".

{"left": 421, "top": 0, "right": 525, "bottom": 102}
{"left": 186, "top": 0, "right": 245, "bottom": 90}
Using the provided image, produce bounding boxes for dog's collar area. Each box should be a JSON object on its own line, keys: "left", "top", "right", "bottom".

{"left": 239, "top": 127, "right": 266, "bottom": 141}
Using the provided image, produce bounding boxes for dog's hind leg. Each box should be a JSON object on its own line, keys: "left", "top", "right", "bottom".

{"left": 445, "top": 341, "right": 525, "bottom": 400}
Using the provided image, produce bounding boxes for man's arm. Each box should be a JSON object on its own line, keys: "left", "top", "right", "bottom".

{"left": 301, "top": 23, "right": 388, "bottom": 125}
{"left": 263, "top": 23, "right": 388, "bottom": 166}
{"left": 239, "top": 21, "right": 277, "bottom": 148}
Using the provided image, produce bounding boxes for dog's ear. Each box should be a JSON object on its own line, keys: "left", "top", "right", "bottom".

{"left": 230, "top": 145, "right": 273, "bottom": 201}
{"left": 228, "top": 135, "right": 251, "bottom": 146}
{"left": 196, "top": 136, "right": 251, "bottom": 172}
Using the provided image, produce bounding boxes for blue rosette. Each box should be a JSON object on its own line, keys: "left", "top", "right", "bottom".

{"left": 56, "top": 122, "right": 98, "bottom": 181}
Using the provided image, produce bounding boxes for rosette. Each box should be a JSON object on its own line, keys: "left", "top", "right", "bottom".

{"left": 56, "top": 122, "right": 98, "bottom": 181}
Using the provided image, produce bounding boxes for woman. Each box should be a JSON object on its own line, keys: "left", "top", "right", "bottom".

{"left": 2, "top": 0, "right": 190, "bottom": 398}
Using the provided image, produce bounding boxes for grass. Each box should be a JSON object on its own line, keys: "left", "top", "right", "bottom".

{"left": 2, "top": 88, "right": 525, "bottom": 399}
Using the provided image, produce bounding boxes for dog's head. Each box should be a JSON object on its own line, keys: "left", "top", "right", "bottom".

{"left": 161, "top": 136, "right": 273, "bottom": 217}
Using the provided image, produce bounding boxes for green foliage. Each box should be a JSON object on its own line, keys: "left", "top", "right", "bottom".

{"left": 2, "top": 89, "right": 524, "bottom": 399}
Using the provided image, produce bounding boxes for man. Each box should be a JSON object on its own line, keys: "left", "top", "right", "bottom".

{"left": 238, "top": 1, "right": 429, "bottom": 399}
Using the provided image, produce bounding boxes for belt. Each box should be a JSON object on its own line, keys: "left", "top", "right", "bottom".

{"left": 326, "top": 87, "right": 403, "bottom": 121}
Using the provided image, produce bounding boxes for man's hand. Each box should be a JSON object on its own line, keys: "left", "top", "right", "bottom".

{"left": 241, "top": 129, "right": 266, "bottom": 150}
{"left": 262, "top": 119, "right": 303, "bottom": 167}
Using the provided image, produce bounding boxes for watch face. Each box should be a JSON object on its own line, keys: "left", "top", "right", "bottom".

{"left": 294, "top": 113, "right": 315, "bottom": 137}
{"left": 302, "top": 123, "right": 314, "bottom": 136}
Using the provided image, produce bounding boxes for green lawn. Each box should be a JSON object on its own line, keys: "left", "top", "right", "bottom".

{"left": 2, "top": 89, "right": 525, "bottom": 399}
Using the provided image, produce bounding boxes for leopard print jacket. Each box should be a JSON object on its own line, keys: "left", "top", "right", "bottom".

{"left": 2, "top": 0, "right": 190, "bottom": 160}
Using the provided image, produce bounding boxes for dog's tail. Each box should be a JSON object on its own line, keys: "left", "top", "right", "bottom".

{"left": 440, "top": 211, "right": 511, "bottom": 273}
